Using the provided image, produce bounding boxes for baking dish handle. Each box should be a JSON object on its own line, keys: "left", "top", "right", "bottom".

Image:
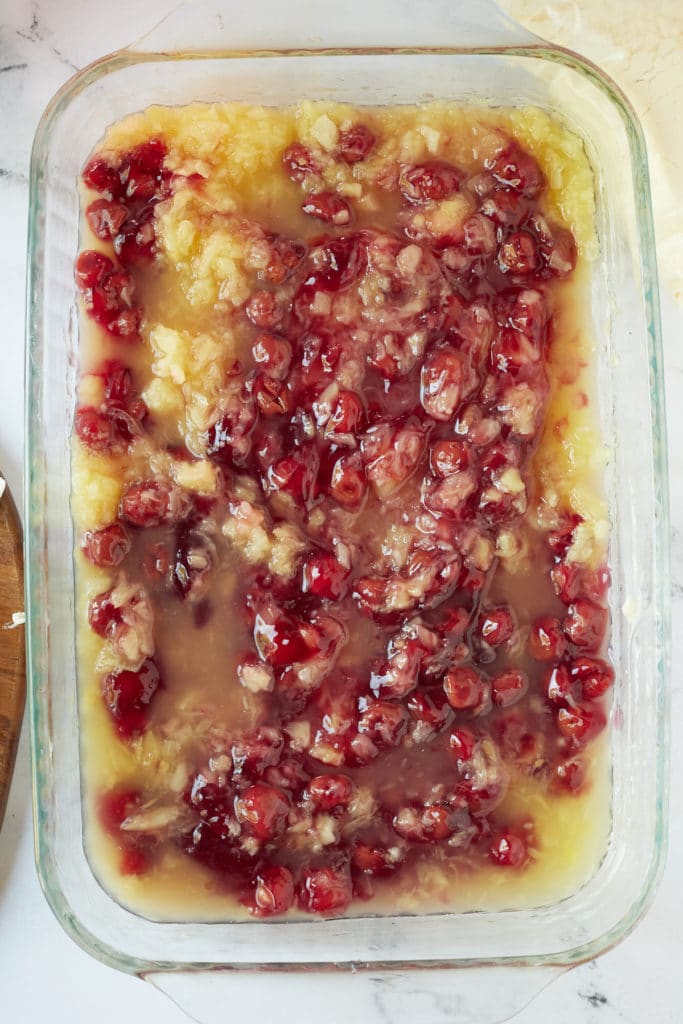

{"left": 147, "top": 964, "right": 565, "bottom": 1024}
{"left": 129, "top": 0, "right": 541, "bottom": 53}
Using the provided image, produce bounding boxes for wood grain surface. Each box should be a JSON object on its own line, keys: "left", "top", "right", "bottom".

{"left": 0, "top": 478, "right": 25, "bottom": 830}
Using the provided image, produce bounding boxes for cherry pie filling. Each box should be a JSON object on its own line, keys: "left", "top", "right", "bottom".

{"left": 73, "top": 104, "right": 611, "bottom": 919}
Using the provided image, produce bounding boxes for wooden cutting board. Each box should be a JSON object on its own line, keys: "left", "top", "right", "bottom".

{"left": 0, "top": 476, "right": 25, "bottom": 830}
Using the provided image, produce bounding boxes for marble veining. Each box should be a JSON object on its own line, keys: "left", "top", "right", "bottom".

{"left": 0, "top": 2, "right": 680, "bottom": 1023}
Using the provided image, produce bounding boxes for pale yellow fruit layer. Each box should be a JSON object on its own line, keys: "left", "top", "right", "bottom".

{"left": 74, "top": 102, "right": 610, "bottom": 919}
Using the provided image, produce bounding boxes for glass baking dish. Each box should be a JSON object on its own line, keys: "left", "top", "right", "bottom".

{"left": 24, "top": 1, "right": 669, "bottom": 1021}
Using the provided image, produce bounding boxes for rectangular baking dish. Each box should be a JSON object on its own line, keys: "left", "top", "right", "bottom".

{"left": 25, "top": 2, "right": 669, "bottom": 1020}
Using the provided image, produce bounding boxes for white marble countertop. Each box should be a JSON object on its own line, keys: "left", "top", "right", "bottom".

{"left": 0, "top": 2, "right": 681, "bottom": 1021}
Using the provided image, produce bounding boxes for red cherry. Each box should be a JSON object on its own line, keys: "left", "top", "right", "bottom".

{"left": 100, "top": 359, "right": 133, "bottom": 404}
{"left": 120, "top": 479, "right": 172, "bottom": 527}
{"left": 551, "top": 562, "right": 610, "bottom": 605}
{"left": 463, "top": 213, "right": 497, "bottom": 255}
{"left": 563, "top": 600, "right": 608, "bottom": 651}
{"left": 119, "top": 846, "right": 152, "bottom": 876}
{"left": 106, "top": 306, "right": 142, "bottom": 339}
{"left": 184, "top": 820, "right": 259, "bottom": 878}
{"left": 547, "top": 513, "right": 583, "bottom": 558}
{"left": 122, "top": 168, "right": 156, "bottom": 203}
{"left": 82, "top": 155, "right": 121, "bottom": 196}
{"left": 88, "top": 589, "right": 120, "bottom": 637}
{"left": 302, "top": 552, "right": 350, "bottom": 600}
{"left": 304, "top": 774, "right": 354, "bottom": 811}
{"left": 545, "top": 224, "right": 577, "bottom": 277}
{"left": 490, "top": 828, "right": 528, "bottom": 867}
{"left": 436, "top": 606, "right": 470, "bottom": 636}
{"left": 245, "top": 290, "right": 282, "bottom": 329}
{"left": 557, "top": 704, "right": 606, "bottom": 745}
{"left": 328, "top": 451, "right": 367, "bottom": 509}
{"left": 86, "top": 198, "right": 127, "bottom": 240}
{"left": 352, "top": 843, "right": 401, "bottom": 876}
{"left": 253, "top": 375, "right": 290, "bottom": 416}
{"left": 232, "top": 727, "right": 284, "bottom": 779}
{"left": 259, "top": 233, "right": 305, "bottom": 284}
{"left": 480, "top": 188, "right": 528, "bottom": 227}
{"left": 370, "top": 620, "right": 439, "bottom": 697}
{"left": 360, "top": 420, "right": 426, "bottom": 499}
{"left": 74, "top": 407, "right": 116, "bottom": 453}
{"left": 399, "top": 161, "right": 461, "bottom": 204}
{"left": 117, "top": 138, "right": 168, "bottom": 203}
{"left": 205, "top": 394, "right": 257, "bottom": 468}
{"left": 111, "top": 212, "right": 158, "bottom": 265}
{"left": 456, "top": 765, "right": 507, "bottom": 816}
{"left": 550, "top": 562, "right": 582, "bottom": 604}
{"left": 568, "top": 656, "right": 614, "bottom": 700}
{"left": 544, "top": 662, "right": 573, "bottom": 702}
{"left": 124, "top": 137, "right": 167, "bottom": 176}
{"left": 479, "top": 441, "right": 517, "bottom": 476}
{"left": 299, "top": 865, "right": 352, "bottom": 915}
{"left": 491, "top": 669, "right": 528, "bottom": 708}
{"left": 443, "top": 667, "right": 489, "bottom": 711}
{"left": 251, "top": 332, "right": 292, "bottom": 380}
{"left": 301, "top": 192, "right": 352, "bottom": 226}
{"left": 497, "top": 231, "right": 539, "bottom": 275}
{"left": 307, "top": 235, "right": 367, "bottom": 293}
{"left": 89, "top": 268, "right": 138, "bottom": 334}
{"left": 357, "top": 699, "right": 408, "bottom": 747}
{"left": 337, "top": 124, "right": 376, "bottom": 164}
{"left": 490, "top": 326, "right": 539, "bottom": 376}
{"left": 424, "top": 470, "right": 477, "bottom": 518}
{"left": 406, "top": 689, "right": 454, "bottom": 732}
{"left": 249, "top": 865, "right": 295, "bottom": 917}
{"left": 263, "top": 756, "right": 310, "bottom": 795}
{"left": 487, "top": 144, "right": 544, "bottom": 197}
{"left": 327, "top": 391, "right": 364, "bottom": 436}
{"left": 266, "top": 454, "right": 302, "bottom": 494}
{"left": 171, "top": 521, "right": 214, "bottom": 601}
{"left": 530, "top": 215, "right": 578, "bottom": 277}
{"left": 393, "top": 804, "right": 454, "bottom": 843}
{"left": 186, "top": 775, "right": 235, "bottom": 834}
{"left": 528, "top": 616, "right": 565, "bottom": 661}
{"left": 282, "top": 143, "right": 320, "bottom": 183}
{"left": 552, "top": 757, "right": 586, "bottom": 793}
{"left": 496, "top": 713, "right": 538, "bottom": 764}
{"left": 267, "top": 448, "right": 319, "bottom": 505}
{"left": 81, "top": 524, "right": 131, "bottom": 567}
{"left": 448, "top": 726, "right": 477, "bottom": 762}
{"left": 501, "top": 287, "right": 548, "bottom": 342}
{"left": 253, "top": 606, "right": 309, "bottom": 667}
{"left": 458, "top": 565, "right": 486, "bottom": 593}
{"left": 75, "top": 249, "right": 115, "bottom": 290}
{"left": 352, "top": 576, "right": 391, "bottom": 621}
{"left": 102, "top": 658, "right": 161, "bottom": 738}
{"left": 420, "top": 345, "right": 464, "bottom": 421}
{"left": 429, "top": 440, "right": 470, "bottom": 478}
{"left": 478, "top": 607, "right": 515, "bottom": 646}
{"left": 185, "top": 776, "right": 233, "bottom": 818}
{"left": 235, "top": 783, "right": 290, "bottom": 840}
{"left": 98, "top": 787, "right": 141, "bottom": 833}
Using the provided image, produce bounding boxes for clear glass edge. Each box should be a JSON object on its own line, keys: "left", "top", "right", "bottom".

{"left": 24, "top": 41, "right": 670, "bottom": 977}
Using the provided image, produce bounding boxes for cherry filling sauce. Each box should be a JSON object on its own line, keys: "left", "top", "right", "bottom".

{"left": 75, "top": 118, "right": 611, "bottom": 917}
